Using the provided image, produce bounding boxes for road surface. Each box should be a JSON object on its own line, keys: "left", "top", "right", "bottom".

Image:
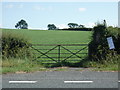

{"left": 2, "top": 68, "right": 119, "bottom": 88}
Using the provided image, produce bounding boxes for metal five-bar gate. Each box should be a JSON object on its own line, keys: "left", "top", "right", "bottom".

{"left": 30, "top": 44, "right": 88, "bottom": 64}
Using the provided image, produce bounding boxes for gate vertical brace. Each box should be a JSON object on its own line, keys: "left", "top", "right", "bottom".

{"left": 58, "top": 45, "right": 61, "bottom": 63}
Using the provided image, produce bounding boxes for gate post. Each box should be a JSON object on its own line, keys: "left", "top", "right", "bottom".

{"left": 58, "top": 45, "right": 61, "bottom": 63}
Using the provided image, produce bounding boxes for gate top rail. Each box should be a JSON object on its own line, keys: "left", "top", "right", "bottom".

{"left": 31, "top": 44, "right": 88, "bottom": 46}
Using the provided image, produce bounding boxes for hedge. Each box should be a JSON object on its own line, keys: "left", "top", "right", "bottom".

{"left": 2, "top": 32, "right": 32, "bottom": 59}
{"left": 88, "top": 23, "right": 120, "bottom": 61}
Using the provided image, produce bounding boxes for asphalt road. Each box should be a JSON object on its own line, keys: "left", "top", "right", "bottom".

{"left": 2, "top": 68, "right": 119, "bottom": 88}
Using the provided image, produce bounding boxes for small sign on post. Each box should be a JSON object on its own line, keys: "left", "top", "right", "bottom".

{"left": 107, "top": 37, "right": 115, "bottom": 50}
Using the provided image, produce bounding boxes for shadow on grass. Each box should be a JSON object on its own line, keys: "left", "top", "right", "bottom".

{"left": 40, "top": 57, "right": 90, "bottom": 68}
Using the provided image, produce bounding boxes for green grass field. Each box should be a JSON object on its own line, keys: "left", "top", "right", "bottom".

{"left": 2, "top": 29, "right": 91, "bottom": 64}
{"left": 2, "top": 29, "right": 91, "bottom": 44}
{"left": 1, "top": 29, "right": 118, "bottom": 73}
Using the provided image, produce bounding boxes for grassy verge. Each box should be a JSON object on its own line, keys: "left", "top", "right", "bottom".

{"left": 83, "top": 61, "right": 118, "bottom": 71}
{"left": 1, "top": 57, "right": 118, "bottom": 74}
{"left": 1, "top": 58, "right": 48, "bottom": 74}
{"left": 80, "top": 55, "right": 119, "bottom": 71}
{"left": 2, "top": 58, "right": 70, "bottom": 74}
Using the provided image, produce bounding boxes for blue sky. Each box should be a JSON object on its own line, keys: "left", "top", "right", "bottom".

{"left": 2, "top": 2, "right": 118, "bottom": 29}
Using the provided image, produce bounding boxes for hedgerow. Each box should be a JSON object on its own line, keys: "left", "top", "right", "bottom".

{"left": 89, "top": 21, "right": 120, "bottom": 62}
{"left": 2, "top": 32, "right": 32, "bottom": 59}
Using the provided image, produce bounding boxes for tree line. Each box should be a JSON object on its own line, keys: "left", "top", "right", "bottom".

{"left": 15, "top": 19, "right": 86, "bottom": 30}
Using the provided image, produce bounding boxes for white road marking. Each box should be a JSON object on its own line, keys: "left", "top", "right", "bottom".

{"left": 9, "top": 81, "right": 37, "bottom": 84}
{"left": 64, "top": 81, "right": 93, "bottom": 84}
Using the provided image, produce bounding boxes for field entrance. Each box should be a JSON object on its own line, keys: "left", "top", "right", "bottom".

{"left": 30, "top": 44, "right": 88, "bottom": 65}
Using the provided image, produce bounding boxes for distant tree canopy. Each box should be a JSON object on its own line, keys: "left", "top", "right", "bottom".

{"left": 79, "top": 24, "right": 85, "bottom": 28}
{"left": 68, "top": 23, "right": 78, "bottom": 28}
{"left": 15, "top": 19, "right": 28, "bottom": 29}
{"left": 68, "top": 23, "right": 85, "bottom": 28}
{"left": 47, "top": 24, "right": 57, "bottom": 30}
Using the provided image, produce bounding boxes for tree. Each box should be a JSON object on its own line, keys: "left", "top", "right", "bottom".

{"left": 15, "top": 19, "right": 28, "bottom": 29}
{"left": 88, "top": 21, "right": 108, "bottom": 61}
{"left": 47, "top": 24, "right": 57, "bottom": 30}
{"left": 68, "top": 23, "right": 78, "bottom": 28}
{"left": 79, "top": 24, "right": 85, "bottom": 28}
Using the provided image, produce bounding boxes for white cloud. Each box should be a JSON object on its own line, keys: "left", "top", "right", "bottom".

{"left": 78, "top": 8, "right": 86, "bottom": 12}
{"left": 40, "top": 27, "right": 47, "bottom": 30}
{"left": 34, "top": 5, "right": 45, "bottom": 11}
{"left": 28, "top": 27, "right": 39, "bottom": 29}
{"left": 5, "top": 4, "right": 13, "bottom": 8}
{"left": 5, "top": 4, "right": 24, "bottom": 9}
{"left": 28, "top": 27, "right": 47, "bottom": 30}
{"left": 0, "top": 24, "right": 2, "bottom": 28}
{"left": 85, "top": 22, "right": 95, "bottom": 28}
{"left": 57, "top": 24, "right": 69, "bottom": 29}
{"left": 34, "top": 5, "right": 53, "bottom": 12}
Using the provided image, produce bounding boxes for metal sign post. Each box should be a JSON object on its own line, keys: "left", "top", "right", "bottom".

{"left": 107, "top": 37, "right": 115, "bottom": 55}
{"left": 107, "top": 37, "right": 115, "bottom": 50}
